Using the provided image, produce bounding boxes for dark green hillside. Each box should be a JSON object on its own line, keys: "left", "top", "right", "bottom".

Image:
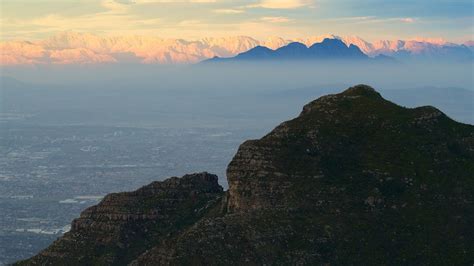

{"left": 19, "top": 85, "right": 474, "bottom": 265}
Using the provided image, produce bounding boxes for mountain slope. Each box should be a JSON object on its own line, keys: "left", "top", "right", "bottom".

{"left": 18, "top": 173, "right": 223, "bottom": 265}
{"left": 18, "top": 85, "right": 474, "bottom": 265}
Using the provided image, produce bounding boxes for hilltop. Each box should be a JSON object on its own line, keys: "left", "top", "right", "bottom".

{"left": 18, "top": 85, "right": 474, "bottom": 265}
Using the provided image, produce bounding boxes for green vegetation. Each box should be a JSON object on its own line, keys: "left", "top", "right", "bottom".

{"left": 19, "top": 85, "right": 474, "bottom": 265}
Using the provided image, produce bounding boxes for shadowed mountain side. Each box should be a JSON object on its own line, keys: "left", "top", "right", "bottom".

{"left": 204, "top": 38, "right": 377, "bottom": 63}
{"left": 17, "top": 173, "right": 224, "bottom": 265}
{"left": 18, "top": 85, "right": 474, "bottom": 265}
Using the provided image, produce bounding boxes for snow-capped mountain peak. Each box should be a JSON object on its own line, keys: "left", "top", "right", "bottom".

{"left": 0, "top": 32, "right": 471, "bottom": 65}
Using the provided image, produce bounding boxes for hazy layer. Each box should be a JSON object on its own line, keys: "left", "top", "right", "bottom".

{"left": 1, "top": 61, "right": 473, "bottom": 127}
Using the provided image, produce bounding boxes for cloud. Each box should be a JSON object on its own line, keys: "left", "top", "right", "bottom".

{"left": 113, "top": 0, "right": 135, "bottom": 4}
{"left": 327, "top": 16, "right": 418, "bottom": 25}
{"left": 213, "top": 9, "right": 244, "bottom": 14}
{"left": 1, "top": 1, "right": 162, "bottom": 39}
{"left": 102, "top": 0, "right": 130, "bottom": 12}
{"left": 322, "top": 16, "right": 376, "bottom": 22}
{"left": 178, "top": 20, "right": 204, "bottom": 27}
{"left": 260, "top": 16, "right": 291, "bottom": 23}
{"left": 116, "top": 0, "right": 216, "bottom": 3}
{"left": 399, "top": 17, "right": 415, "bottom": 23}
{"left": 248, "top": 0, "right": 313, "bottom": 9}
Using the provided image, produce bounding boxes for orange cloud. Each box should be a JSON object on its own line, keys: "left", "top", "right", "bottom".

{"left": 260, "top": 16, "right": 292, "bottom": 23}
{"left": 248, "top": 0, "right": 313, "bottom": 9}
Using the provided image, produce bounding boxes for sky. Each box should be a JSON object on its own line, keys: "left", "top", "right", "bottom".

{"left": 1, "top": 0, "right": 473, "bottom": 42}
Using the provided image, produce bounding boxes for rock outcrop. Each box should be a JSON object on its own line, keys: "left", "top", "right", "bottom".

{"left": 18, "top": 172, "right": 223, "bottom": 265}
{"left": 18, "top": 85, "right": 474, "bottom": 265}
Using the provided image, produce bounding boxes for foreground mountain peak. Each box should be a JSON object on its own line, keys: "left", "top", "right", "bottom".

{"left": 341, "top": 84, "right": 380, "bottom": 96}
{"left": 300, "top": 84, "right": 381, "bottom": 116}
{"left": 19, "top": 86, "right": 474, "bottom": 265}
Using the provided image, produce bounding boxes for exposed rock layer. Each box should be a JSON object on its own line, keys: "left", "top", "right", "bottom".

{"left": 18, "top": 172, "right": 223, "bottom": 265}
{"left": 18, "top": 85, "right": 474, "bottom": 265}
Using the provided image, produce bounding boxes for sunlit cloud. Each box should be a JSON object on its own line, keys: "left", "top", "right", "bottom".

{"left": 102, "top": 0, "right": 130, "bottom": 12}
{"left": 0, "top": 1, "right": 162, "bottom": 40}
{"left": 400, "top": 17, "right": 415, "bottom": 23}
{"left": 178, "top": 20, "right": 204, "bottom": 27}
{"left": 248, "top": 0, "right": 313, "bottom": 9}
{"left": 0, "top": 0, "right": 470, "bottom": 42}
{"left": 260, "top": 16, "right": 292, "bottom": 23}
{"left": 325, "top": 16, "right": 418, "bottom": 25}
{"left": 213, "top": 9, "right": 245, "bottom": 14}
{"left": 322, "top": 16, "right": 376, "bottom": 22}
{"left": 117, "top": 0, "right": 216, "bottom": 3}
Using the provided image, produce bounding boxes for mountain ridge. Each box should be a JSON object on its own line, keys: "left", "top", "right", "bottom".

{"left": 204, "top": 38, "right": 370, "bottom": 62}
{"left": 2, "top": 32, "right": 472, "bottom": 65}
{"left": 17, "top": 85, "right": 474, "bottom": 265}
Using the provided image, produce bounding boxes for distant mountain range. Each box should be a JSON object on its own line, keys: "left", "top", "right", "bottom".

{"left": 206, "top": 37, "right": 473, "bottom": 63}
{"left": 1, "top": 32, "right": 472, "bottom": 65}
{"left": 205, "top": 38, "right": 379, "bottom": 62}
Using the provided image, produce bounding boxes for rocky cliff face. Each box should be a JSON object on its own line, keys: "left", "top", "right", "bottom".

{"left": 18, "top": 172, "right": 223, "bottom": 265}
{"left": 18, "top": 85, "right": 474, "bottom": 265}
